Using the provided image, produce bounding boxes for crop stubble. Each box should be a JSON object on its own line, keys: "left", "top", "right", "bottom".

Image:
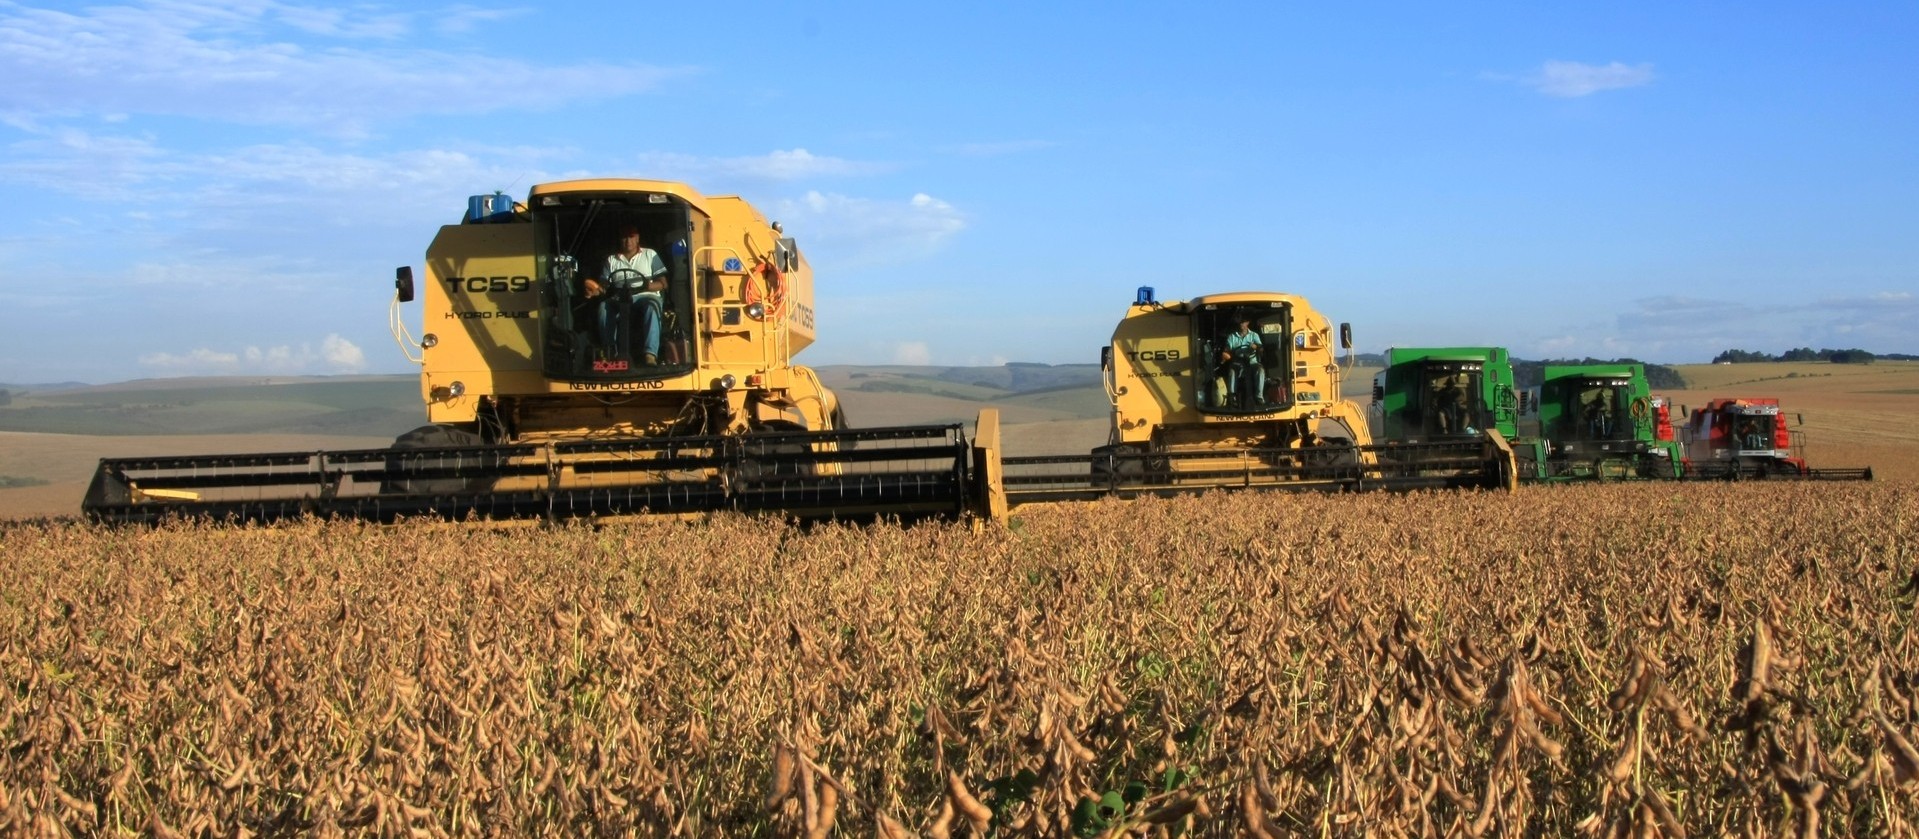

{"left": 2, "top": 483, "right": 1917, "bottom": 836}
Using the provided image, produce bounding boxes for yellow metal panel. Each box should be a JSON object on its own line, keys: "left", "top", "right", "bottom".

{"left": 1109, "top": 304, "right": 1194, "bottom": 444}
{"left": 420, "top": 223, "right": 539, "bottom": 411}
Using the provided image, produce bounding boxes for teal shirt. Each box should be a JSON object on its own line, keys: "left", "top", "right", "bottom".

{"left": 1225, "top": 329, "right": 1261, "bottom": 357}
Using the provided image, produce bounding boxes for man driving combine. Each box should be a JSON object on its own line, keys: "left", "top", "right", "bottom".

{"left": 1216, "top": 317, "right": 1265, "bottom": 408}
{"left": 583, "top": 225, "right": 667, "bottom": 364}
{"left": 1433, "top": 374, "right": 1469, "bottom": 435}
{"left": 1583, "top": 389, "right": 1615, "bottom": 438}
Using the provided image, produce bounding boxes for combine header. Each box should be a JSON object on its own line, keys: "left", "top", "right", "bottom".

{"left": 84, "top": 179, "right": 975, "bottom": 524}
{"left": 988, "top": 289, "right": 1517, "bottom": 507}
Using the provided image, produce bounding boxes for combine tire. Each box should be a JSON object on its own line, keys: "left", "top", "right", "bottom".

{"left": 1304, "top": 441, "right": 1362, "bottom": 485}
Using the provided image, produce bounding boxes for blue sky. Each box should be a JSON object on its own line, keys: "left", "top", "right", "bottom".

{"left": 2, "top": 1, "right": 1915, "bottom": 384}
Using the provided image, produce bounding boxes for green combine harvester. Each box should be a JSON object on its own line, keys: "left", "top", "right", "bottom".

{"left": 1373, "top": 350, "right": 1681, "bottom": 481}
{"left": 1367, "top": 347, "right": 1537, "bottom": 484}
{"left": 1527, "top": 363, "right": 1683, "bottom": 480}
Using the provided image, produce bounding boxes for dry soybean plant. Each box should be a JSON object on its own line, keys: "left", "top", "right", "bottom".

{"left": 1, "top": 482, "right": 1917, "bottom": 836}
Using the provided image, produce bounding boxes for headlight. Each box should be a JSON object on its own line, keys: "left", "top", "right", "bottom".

{"left": 745, "top": 302, "right": 765, "bottom": 319}
{"left": 717, "top": 374, "right": 737, "bottom": 391}
{"left": 421, "top": 333, "right": 438, "bottom": 348}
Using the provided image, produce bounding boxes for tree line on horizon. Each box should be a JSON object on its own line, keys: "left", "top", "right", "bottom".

{"left": 1710, "top": 347, "right": 1914, "bottom": 364}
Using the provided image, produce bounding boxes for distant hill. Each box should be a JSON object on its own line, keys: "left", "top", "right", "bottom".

{"left": 0, "top": 376, "right": 421, "bottom": 437}
{"left": 0, "top": 368, "right": 1113, "bottom": 437}
{"left": 0, "top": 381, "right": 90, "bottom": 394}
{"left": 812, "top": 364, "right": 1109, "bottom": 429}
{"left": 819, "top": 363, "right": 1101, "bottom": 401}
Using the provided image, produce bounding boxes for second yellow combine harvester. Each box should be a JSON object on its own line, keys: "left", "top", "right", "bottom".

{"left": 82, "top": 179, "right": 1512, "bottom": 526}
{"left": 975, "top": 287, "right": 1516, "bottom": 514}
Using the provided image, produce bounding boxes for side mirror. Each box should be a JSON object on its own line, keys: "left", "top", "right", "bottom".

{"left": 1796, "top": 413, "right": 1804, "bottom": 426}
{"left": 1100, "top": 346, "right": 1113, "bottom": 371}
{"left": 777, "top": 237, "right": 799, "bottom": 272}
{"left": 1339, "top": 322, "right": 1352, "bottom": 350}
{"left": 394, "top": 266, "right": 415, "bottom": 303}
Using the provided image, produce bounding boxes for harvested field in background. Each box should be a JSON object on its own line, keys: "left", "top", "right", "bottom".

{"left": 4, "top": 484, "right": 1918, "bottom": 835}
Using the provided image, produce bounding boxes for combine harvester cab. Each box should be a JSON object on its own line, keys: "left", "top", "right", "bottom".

{"left": 1524, "top": 364, "right": 1683, "bottom": 480}
{"left": 988, "top": 288, "right": 1516, "bottom": 508}
{"left": 84, "top": 180, "right": 975, "bottom": 525}
{"left": 1676, "top": 397, "right": 1873, "bottom": 481}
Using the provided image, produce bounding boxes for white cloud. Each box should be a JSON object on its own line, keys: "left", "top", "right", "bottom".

{"left": 773, "top": 191, "right": 966, "bottom": 269}
{"left": 1824, "top": 290, "right": 1916, "bottom": 310}
{"left": 0, "top": 2, "right": 687, "bottom": 133}
{"left": 1520, "top": 291, "right": 1919, "bottom": 363}
{"left": 138, "top": 334, "right": 369, "bottom": 375}
{"left": 893, "top": 341, "right": 932, "bottom": 365}
{"left": 0, "top": 125, "right": 557, "bottom": 231}
{"left": 434, "top": 7, "right": 528, "bottom": 36}
{"left": 1528, "top": 61, "right": 1656, "bottom": 98}
{"left": 139, "top": 347, "right": 241, "bottom": 370}
{"left": 274, "top": 6, "right": 411, "bottom": 39}
{"left": 321, "top": 334, "right": 366, "bottom": 369}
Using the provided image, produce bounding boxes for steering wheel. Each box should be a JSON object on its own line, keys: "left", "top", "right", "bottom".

{"left": 606, "top": 268, "right": 644, "bottom": 296}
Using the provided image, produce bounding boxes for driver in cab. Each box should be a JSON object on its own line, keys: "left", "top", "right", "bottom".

{"left": 583, "top": 225, "right": 667, "bottom": 364}
{"left": 1217, "top": 317, "right": 1266, "bottom": 407}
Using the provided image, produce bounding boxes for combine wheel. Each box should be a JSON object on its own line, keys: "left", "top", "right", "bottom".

{"left": 382, "top": 424, "right": 486, "bottom": 494}
{"left": 1304, "top": 441, "right": 1362, "bottom": 485}
{"left": 1490, "top": 451, "right": 1515, "bottom": 492}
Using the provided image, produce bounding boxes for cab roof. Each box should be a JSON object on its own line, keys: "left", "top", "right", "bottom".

{"left": 528, "top": 178, "right": 714, "bottom": 215}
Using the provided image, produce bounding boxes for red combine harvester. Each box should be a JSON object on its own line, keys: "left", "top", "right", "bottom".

{"left": 1679, "top": 397, "right": 1872, "bottom": 480}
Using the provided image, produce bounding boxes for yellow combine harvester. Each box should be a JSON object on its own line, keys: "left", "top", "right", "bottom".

{"left": 84, "top": 179, "right": 972, "bottom": 524}
{"left": 976, "top": 288, "right": 1516, "bottom": 512}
